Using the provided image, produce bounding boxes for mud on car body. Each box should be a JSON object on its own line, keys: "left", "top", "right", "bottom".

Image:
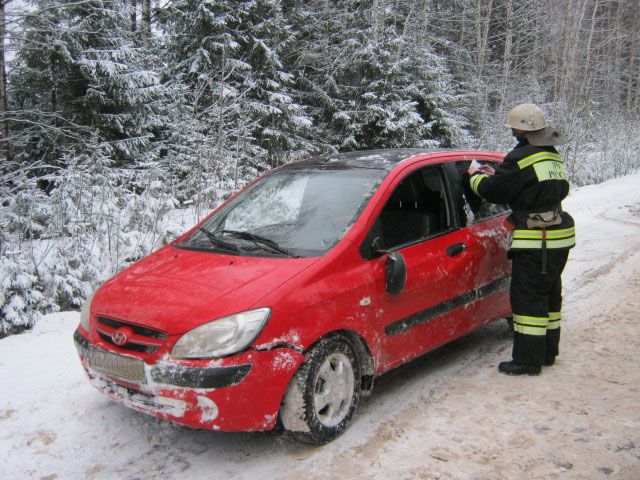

{"left": 74, "top": 148, "right": 512, "bottom": 444}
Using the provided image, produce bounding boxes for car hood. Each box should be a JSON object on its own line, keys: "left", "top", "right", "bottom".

{"left": 92, "top": 245, "right": 320, "bottom": 335}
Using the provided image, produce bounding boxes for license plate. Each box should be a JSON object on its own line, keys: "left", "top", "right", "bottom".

{"left": 90, "top": 348, "right": 146, "bottom": 383}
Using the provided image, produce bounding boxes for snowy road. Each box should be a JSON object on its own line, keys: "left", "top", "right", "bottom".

{"left": 2, "top": 174, "right": 640, "bottom": 480}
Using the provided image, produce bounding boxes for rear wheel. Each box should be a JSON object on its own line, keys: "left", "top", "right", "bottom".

{"left": 280, "top": 336, "right": 360, "bottom": 444}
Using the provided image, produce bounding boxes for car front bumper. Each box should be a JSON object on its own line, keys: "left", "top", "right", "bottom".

{"left": 74, "top": 328, "right": 305, "bottom": 431}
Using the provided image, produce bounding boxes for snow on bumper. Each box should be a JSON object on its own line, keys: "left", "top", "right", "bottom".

{"left": 73, "top": 329, "right": 304, "bottom": 431}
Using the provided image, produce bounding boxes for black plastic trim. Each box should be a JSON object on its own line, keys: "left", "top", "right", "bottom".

{"left": 477, "top": 276, "right": 511, "bottom": 298}
{"left": 97, "top": 317, "right": 167, "bottom": 339}
{"left": 74, "top": 329, "right": 90, "bottom": 351}
{"left": 149, "top": 363, "right": 252, "bottom": 389}
{"left": 253, "top": 342, "right": 304, "bottom": 353}
{"left": 385, "top": 276, "right": 511, "bottom": 336}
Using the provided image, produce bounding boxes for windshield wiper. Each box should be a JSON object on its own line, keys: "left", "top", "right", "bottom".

{"left": 197, "top": 227, "right": 240, "bottom": 252}
{"left": 218, "top": 229, "right": 300, "bottom": 258}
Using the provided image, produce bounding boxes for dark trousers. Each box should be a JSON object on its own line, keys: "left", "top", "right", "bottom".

{"left": 509, "top": 249, "right": 569, "bottom": 366}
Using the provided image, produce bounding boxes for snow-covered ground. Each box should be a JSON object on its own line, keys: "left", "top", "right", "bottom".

{"left": 2, "top": 174, "right": 639, "bottom": 480}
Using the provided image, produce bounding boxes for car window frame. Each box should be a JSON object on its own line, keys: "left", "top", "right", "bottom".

{"left": 359, "top": 161, "right": 460, "bottom": 260}
{"left": 449, "top": 159, "right": 511, "bottom": 225}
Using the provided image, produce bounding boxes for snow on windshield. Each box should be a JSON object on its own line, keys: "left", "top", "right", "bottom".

{"left": 184, "top": 169, "right": 385, "bottom": 257}
{"left": 225, "top": 176, "right": 309, "bottom": 231}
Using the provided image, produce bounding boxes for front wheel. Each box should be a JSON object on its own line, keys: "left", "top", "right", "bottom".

{"left": 280, "top": 336, "right": 361, "bottom": 444}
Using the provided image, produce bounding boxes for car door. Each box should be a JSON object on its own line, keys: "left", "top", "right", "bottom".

{"left": 447, "top": 160, "right": 512, "bottom": 326}
{"left": 361, "top": 162, "right": 483, "bottom": 373}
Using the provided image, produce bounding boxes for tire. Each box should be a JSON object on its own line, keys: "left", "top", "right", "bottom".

{"left": 280, "top": 336, "right": 361, "bottom": 444}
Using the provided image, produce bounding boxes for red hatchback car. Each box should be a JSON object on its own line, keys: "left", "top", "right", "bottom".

{"left": 74, "top": 149, "right": 512, "bottom": 443}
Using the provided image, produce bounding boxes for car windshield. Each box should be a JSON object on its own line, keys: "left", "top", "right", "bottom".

{"left": 176, "top": 167, "right": 386, "bottom": 257}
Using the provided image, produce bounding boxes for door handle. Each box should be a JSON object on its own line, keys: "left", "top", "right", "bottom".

{"left": 446, "top": 242, "right": 466, "bottom": 257}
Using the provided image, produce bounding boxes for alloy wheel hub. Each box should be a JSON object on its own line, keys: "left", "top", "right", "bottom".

{"left": 313, "top": 352, "right": 355, "bottom": 427}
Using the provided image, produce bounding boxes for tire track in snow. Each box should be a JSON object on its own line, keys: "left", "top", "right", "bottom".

{"left": 566, "top": 201, "right": 640, "bottom": 294}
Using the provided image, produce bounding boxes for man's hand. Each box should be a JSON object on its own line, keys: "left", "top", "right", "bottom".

{"left": 468, "top": 164, "right": 495, "bottom": 176}
{"left": 480, "top": 164, "right": 495, "bottom": 175}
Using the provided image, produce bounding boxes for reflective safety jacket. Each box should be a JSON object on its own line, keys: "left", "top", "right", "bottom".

{"left": 469, "top": 139, "right": 575, "bottom": 252}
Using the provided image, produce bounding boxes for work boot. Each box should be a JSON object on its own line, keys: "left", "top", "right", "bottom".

{"left": 498, "top": 361, "right": 541, "bottom": 376}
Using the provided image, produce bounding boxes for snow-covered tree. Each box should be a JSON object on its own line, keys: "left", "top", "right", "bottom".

{"left": 9, "top": 0, "right": 166, "bottom": 168}
{"left": 282, "top": 0, "right": 469, "bottom": 151}
{"left": 159, "top": 0, "right": 313, "bottom": 195}
{"left": 0, "top": 0, "right": 176, "bottom": 334}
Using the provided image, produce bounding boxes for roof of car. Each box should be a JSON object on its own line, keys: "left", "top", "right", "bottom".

{"left": 282, "top": 148, "right": 444, "bottom": 171}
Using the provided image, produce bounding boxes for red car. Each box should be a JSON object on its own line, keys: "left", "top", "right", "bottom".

{"left": 74, "top": 149, "right": 512, "bottom": 444}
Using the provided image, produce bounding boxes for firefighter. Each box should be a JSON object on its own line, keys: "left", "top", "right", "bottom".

{"left": 468, "top": 103, "right": 575, "bottom": 375}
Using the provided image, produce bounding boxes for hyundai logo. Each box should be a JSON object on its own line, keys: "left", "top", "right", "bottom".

{"left": 112, "top": 328, "right": 129, "bottom": 346}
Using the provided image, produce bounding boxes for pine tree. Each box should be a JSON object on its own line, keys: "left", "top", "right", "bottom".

{"left": 9, "top": 0, "right": 165, "bottom": 168}
{"left": 282, "top": 0, "right": 468, "bottom": 151}
{"left": 159, "top": 0, "right": 313, "bottom": 189}
{"left": 1, "top": 0, "right": 175, "bottom": 334}
{"left": 231, "top": 0, "right": 315, "bottom": 167}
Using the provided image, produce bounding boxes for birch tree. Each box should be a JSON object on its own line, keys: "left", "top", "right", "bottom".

{"left": 0, "top": 0, "right": 9, "bottom": 162}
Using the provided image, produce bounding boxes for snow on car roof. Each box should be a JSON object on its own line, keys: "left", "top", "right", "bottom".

{"left": 282, "top": 148, "right": 444, "bottom": 171}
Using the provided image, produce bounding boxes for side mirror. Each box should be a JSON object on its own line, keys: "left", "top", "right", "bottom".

{"left": 371, "top": 236, "right": 385, "bottom": 258}
{"left": 385, "top": 251, "right": 407, "bottom": 294}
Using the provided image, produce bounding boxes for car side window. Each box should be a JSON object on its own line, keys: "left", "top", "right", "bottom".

{"left": 455, "top": 160, "right": 509, "bottom": 224}
{"left": 371, "top": 166, "right": 451, "bottom": 251}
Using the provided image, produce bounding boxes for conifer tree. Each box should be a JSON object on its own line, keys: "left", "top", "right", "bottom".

{"left": 282, "top": 0, "right": 468, "bottom": 151}
{"left": 1, "top": 0, "right": 173, "bottom": 334}
{"left": 159, "top": 0, "right": 313, "bottom": 193}
{"left": 10, "top": 0, "right": 165, "bottom": 168}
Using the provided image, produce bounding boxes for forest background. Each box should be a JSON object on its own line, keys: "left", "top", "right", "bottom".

{"left": 0, "top": 0, "right": 638, "bottom": 336}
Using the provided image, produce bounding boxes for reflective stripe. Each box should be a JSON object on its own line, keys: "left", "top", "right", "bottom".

{"left": 470, "top": 173, "right": 488, "bottom": 196}
{"left": 547, "top": 311, "right": 561, "bottom": 330}
{"left": 510, "top": 236, "right": 576, "bottom": 249}
{"left": 514, "top": 324, "right": 548, "bottom": 336}
{"left": 513, "top": 227, "right": 575, "bottom": 239}
{"left": 517, "top": 152, "right": 562, "bottom": 169}
{"left": 517, "top": 152, "right": 568, "bottom": 182}
{"left": 513, "top": 314, "right": 548, "bottom": 327}
{"left": 533, "top": 161, "right": 568, "bottom": 182}
{"left": 511, "top": 226, "right": 576, "bottom": 250}
{"left": 514, "top": 314, "right": 548, "bottom": 336}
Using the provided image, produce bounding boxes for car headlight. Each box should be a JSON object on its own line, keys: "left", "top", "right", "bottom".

{"left": 79, "top": 291, "right": 95, "bottom": 332}
{"left": 171, "top": 308, "right": 271, "bottom": 359}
